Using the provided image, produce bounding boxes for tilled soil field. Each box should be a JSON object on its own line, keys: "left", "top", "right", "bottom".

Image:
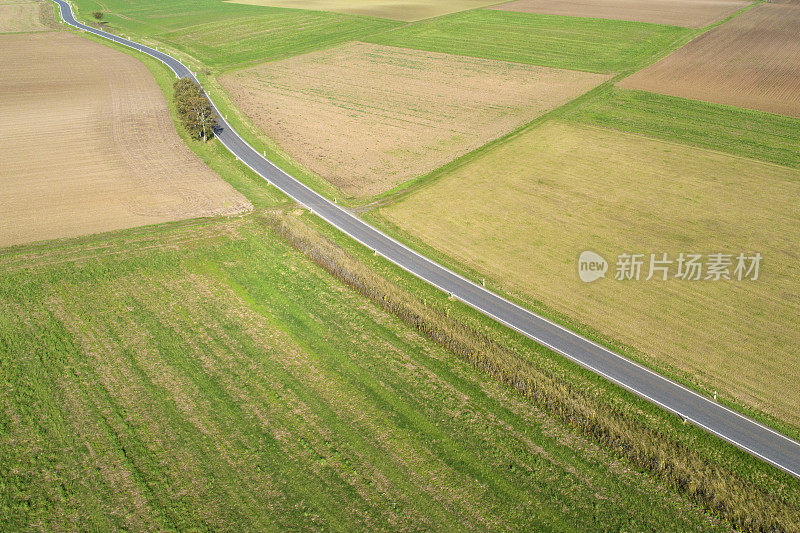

{"left": 220, "top": 42, "right": 609, "bottom": 197}
{"left": 0, "top": 32, "right": 250, "bottom": 248}
{"left": 619, "top": 3, "right": 800, "bottom": 117}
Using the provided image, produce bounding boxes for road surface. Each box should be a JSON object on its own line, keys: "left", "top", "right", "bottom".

{"left": 51, "top": 0, "right": 800, "bottom": 480}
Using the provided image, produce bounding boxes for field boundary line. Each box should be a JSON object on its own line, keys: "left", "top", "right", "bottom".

{"left": 50, "top": 0, "right": 800, "bottom": 480}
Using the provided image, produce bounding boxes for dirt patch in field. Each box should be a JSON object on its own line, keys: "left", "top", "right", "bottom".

{"left": 0, "top": 32, "right": 250, "bottom": 248}
{"left": 224, "top": 0, "right": 501, "bottom": 21}
{"left": 0, "top": 0, "right": 50, "bottom": 32}
{"left": 619, "top": 3, "right": 800, "bottom": 117}
{"left": 489, "top": 0, "right": 749, "bottom": 28}
{"left": 379, "top": 121, "right": 800, "bottom": 425}
{"left": 220, "top": 42, "right": 608, "bottom": 197}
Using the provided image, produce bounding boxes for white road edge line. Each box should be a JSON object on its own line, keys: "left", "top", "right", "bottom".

{"left": 53, "top": 0, "right": 800, "bottom": 479}
{"left": 216, "top": 133, "right": 800, "bottom": 480}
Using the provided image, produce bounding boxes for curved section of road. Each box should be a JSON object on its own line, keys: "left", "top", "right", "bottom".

{"left": 53, "top": 0, "right": 800, "bottom": 479}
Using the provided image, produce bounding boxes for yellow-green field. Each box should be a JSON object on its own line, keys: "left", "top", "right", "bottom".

{"left": 376, "top": 121, "right": 800, "bottom": 425}
{"left": 223, "top": 0, "right": 502, "bottom": 21}
{"left": 0, "top": 0, "right": 49, "bottom": 32}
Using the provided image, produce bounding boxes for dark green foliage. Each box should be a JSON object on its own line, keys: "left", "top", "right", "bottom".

{"left": 173, "top": 78, "right": 217, "bottom": 141}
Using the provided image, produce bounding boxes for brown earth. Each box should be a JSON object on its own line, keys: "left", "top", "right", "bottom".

{"left": 0, "top": 0, "right": 50, "bottom": 32}
{"left": 619, "top": 3, "right": 800, "bottom": 117}
{"left": 220, "top": 42, "right": 609, "bottom": 197}
{"left": 489, "top": 0, "right": 750, "bottom": 28}
{"left": 0, "top": 32, "right": 251, "bottom": 248}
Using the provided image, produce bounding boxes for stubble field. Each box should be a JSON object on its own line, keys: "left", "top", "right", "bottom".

{"left": 223, "top": 0, "right": 502, "bottom": 21}
{"left": 0, "top": 0, "right": 49, "bottom": 32}
{"left": 0, "top": 32, "right": 250, "bottom": 247}
{"left": 220, "top": 42, "right": 609, "bottom": 196}
{"left": 619, "top": 3, "right": 800, "bottom": 117}
{"left": 489, "top": 0, "right": 749, "bottom": 28}
{"left": 375, "top": 121, "right": 800, "bottom": 425}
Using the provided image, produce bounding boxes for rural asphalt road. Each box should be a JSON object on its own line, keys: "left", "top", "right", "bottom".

{"left": 52, "top": 0, "right": 800, "bottom": 480}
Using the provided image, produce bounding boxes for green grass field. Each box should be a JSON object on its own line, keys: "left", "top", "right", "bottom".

{"left": 365, "top": 9, "right": 695, "bottom": 73}
{"left": 566, "top": 87, "right": 800, "bottom": 169}
{"left": 5, "top": 6, "right": 799, "bottom": 530}
{"left": 71, "top": 0, "right": 399, "bottom": 70}
{"left": 0, "top": 212, "right": 733, "bottom": 530}
{"left": 0, "top": 26, "right": 740, "bottom": 530}
{"left": 224, "top": 0, "right": 501, "bottom": 21}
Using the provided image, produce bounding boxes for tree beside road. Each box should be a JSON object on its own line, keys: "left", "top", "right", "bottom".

{"left": 173, "top": 78, "right": 218, "bottom": 142}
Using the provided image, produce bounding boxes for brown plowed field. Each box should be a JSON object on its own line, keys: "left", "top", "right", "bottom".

{"left": 0, "top": 0, "right": 49, "bottom": 32}
{"left": 220, "top": 42, "right": 609, "bottom": 197}
{"left": 489, "top": 0, "right": 749, "bottom": 28}
{"left": 0, "top": 32, "right": 251, "bottom": 248}
{"left": 619, "top": 3, "right": 800, "bottom": 117}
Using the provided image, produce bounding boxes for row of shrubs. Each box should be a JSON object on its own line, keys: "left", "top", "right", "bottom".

{"left": 265, "top": 210, "right": 799, "bottom": 532}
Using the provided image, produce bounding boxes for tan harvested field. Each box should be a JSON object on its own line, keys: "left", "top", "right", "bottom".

{"left": 0, "top": 32, "right": 250, "bottom": 248}
{"left": 224, "top": 0, "right": 501, "bottom": 21}
{"left": 220, "top": 42, "right": 609, "bottom": 197}
{"left": 0, "top": 0, "right": 49, "bottom": 32}
{"left": 489, "top": 0, "right": 749, "bottom": 27}
{"left": 378, "top": 121, "right": 800, "bottom": 425}
{"left": 619, "top": 3, "right": 800, "bottom": 117}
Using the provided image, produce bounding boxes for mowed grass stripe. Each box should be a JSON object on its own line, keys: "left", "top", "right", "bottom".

{"left": 365, "top": 9, "right": 695, "bottom": 73}
{"left": 567, "top": 87, "right": 800, "bottom": 170}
